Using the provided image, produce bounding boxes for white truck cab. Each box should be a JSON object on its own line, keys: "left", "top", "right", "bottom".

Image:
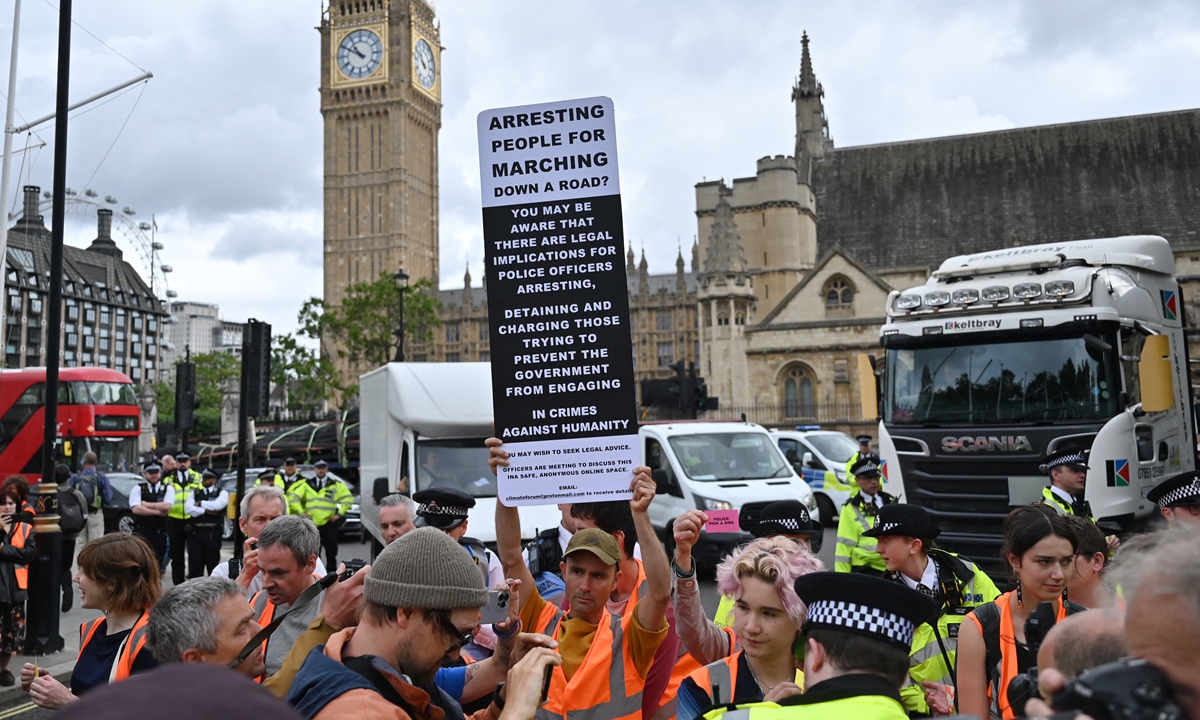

{"left": 641, "top": 420, "right": 818, "bottom": 569}
{"left": 769, "top": 427, "right": 859, "bottom": 527}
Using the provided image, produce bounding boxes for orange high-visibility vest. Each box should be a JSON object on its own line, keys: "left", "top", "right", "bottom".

{"left": 684, "top": 650, "right": 743, "bottom": 709}
{"left": 535, "top": 605, "right": 646, "bottom": 720}
{"left": 966, "top": 590, "right": 1070, "bottom": 720}
{"left": 78, "top": 612, "right": 151, "bottom": 681}
{"left": 656, "top": 627, "right": 736, "bottom": 720}
{"left": 12, "top": 522, "right": 30, "bottom": 590}
{"left": 249, "top": 573, "right": 323, "bottom": 681}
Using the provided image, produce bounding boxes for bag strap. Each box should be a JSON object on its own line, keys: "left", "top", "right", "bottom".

{"left": 227, "top": 571, "right": 339, "bottom": 670}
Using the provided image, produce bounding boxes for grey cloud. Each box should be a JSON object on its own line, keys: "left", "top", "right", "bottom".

{"left": 211, "top": 218, "right": 320, "bottom": 263}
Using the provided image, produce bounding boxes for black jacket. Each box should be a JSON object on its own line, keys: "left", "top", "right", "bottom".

{"left": 0, "top": 520, "right": 35, "bottom": 604}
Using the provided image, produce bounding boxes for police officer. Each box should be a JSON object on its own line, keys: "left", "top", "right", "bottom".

{"left": 844, "top": 434, "right": 873, "bottom": 478}
{"left": 701, "top": 573, "right": 938, "bottom": 720}
{"left": 835, "top": 454, "right": 896, "bottom": 575}
{"left": 254, "top": 468, "right": 281, "bottom": 488}
{"left": 128, "top": 462, "right": 174, "bottom": 573}
{"left": 286, "top": 459, "right": 353, "bottom": 570}
{"left": 1147, "top": 470, "right": 1200, "bottom": 526}
{"left": 862, "top": 503, "right": 1000, "bottom": 714}
{"left": 1037, "top": 447, "right": 1092, "bottom": 518}
{"left": 279, "top": 457, "right": 303, "bottom": 491}
{"left": 413, "top": 487, "right": 504, "bottom": 588}
{"left": 164, "top": 453, "right": 201, "bottom": 585}
{"left": 523, "top": 504, "right": 574, "bottom": 607}
{"left": 185, "top": 469, "right": 229, "bottom": 577}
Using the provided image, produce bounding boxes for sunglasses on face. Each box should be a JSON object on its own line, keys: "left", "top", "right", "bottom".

{"left": 429, "top": 610, "right": 475, "bottom": 650}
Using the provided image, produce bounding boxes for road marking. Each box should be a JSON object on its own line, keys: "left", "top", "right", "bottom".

{"left": 0, "top": 702, "right": 36, "bottom": 719}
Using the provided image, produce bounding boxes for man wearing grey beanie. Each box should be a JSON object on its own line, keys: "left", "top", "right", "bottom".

{"left": 287, "top": 527, "right": 533, "bottom": 720}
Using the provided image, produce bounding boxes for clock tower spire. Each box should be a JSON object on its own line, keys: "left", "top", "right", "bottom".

{"left": 319, "top": 0, "right": 442, "bottom": 370}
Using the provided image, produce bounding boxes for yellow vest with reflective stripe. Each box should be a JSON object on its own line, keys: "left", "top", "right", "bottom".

{"left": 834, "top": 493, "right": 892, "bottom": 573}
{"left": 702, "top": 695, "right": 907, "bottom": 720}
{"left": 167, "top": 470, "right": 201, "bottom": 520}
{"left": 286, "top": 476, "right": 353, "bottom": 526}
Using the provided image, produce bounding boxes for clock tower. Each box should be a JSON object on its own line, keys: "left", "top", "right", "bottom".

{"left": 320, "top": 0, "right": 441, "bottom": 353}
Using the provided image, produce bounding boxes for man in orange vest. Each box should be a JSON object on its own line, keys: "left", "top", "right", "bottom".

{"left": 488, "top": 437, "right": 671, "bottom": 720}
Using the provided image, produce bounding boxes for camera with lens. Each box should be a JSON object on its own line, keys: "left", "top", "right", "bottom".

{"left": 1006, "top": 601, "right": 1059, "bottom": 717}
{"left": 1050, "top": 657, "right": 1183, "bottom": 720}
{"left": 340, "top": 558, "right": 367, "bottom": 580}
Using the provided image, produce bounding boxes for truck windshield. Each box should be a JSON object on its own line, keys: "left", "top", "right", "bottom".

{"left": 415, "top": 439, "right": 497, "bottom": 498}
{"left": 667, "top": 432, "right": 790, "bottom": 481}
{"left": 885, "top": 335, "right": 1120, "bottom": 425}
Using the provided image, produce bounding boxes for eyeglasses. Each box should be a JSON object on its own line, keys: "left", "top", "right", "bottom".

{"left": 1176, "top": 504, "right": 1200, "bottom": 516}
{"left": 429, "top": 609, "right": 475, "bottom": 650}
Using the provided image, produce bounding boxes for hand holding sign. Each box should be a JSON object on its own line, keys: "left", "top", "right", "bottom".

{"left": 672, "top": 510, "right": 707, "bottom": 572}
{"left": 486, "top": 436, "right": 509, "bottom": 477}
{"left": 629, "top": 467, "right": 656, "bottom": 514}
{"left": 703, "top": 510, "right": 740, "bottom": 533}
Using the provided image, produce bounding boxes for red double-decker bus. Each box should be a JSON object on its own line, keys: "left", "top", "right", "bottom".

{"left": 0, "top": 367, "right": 141, "bottom": 481}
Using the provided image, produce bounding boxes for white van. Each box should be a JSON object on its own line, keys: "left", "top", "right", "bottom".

{"left": 642, "top": 421, "right": 818, "bottom": 569}
{"left": 769, "top": 428, "right": 860, "bottom": 527}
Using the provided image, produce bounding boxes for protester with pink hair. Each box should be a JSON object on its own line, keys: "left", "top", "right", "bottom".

{"left": 671, "top": 512, "right": 824, "bottom": 720}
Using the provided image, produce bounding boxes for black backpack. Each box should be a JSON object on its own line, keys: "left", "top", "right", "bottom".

{"left": 56, "top": 488, "right": 86, "bottom": 535}
{"left": 972, "top": 597, "right": 1086, "bottom": 682}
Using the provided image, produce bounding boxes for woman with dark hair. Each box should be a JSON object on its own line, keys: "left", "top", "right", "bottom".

{"left": 1063, "top": 515, "right": 1111, "bottom": 608}
{"left": 1, "top": 476, "right": 33, "bottom": 516}
{"left": 0, "top": 487, "right": 34, "bottom": 686}
{"left": 21, "top": 534, "right": 161, "bottom": 707}
{"left": 957, "top": 505, "right": 1084, "bottom": 720}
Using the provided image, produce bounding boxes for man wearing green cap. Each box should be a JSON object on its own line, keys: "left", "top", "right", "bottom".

{"left": 487, "top": 436, "right": 671, "bottom": 720}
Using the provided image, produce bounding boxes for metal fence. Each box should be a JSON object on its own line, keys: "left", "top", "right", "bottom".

{"left": 641, "top": 402, "right": 874, "bottom": 430}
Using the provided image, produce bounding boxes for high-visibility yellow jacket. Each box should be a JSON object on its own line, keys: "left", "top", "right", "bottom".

{"left": 167, "top": 470, "right": 202, "bottom": 520}
{"left": 286, "top": 476, "right": 353, "bottom": 526}
{"left": 1037, "top": 486, "right": 1096, "bottom": 522}
{"left": 834, "top": 491, "right": 896, "bottom": 573}
{"left": 700, "top": 675, "right": 908, "bottom": 720}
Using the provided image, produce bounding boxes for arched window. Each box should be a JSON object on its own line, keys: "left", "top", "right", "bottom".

{"left": 823, "top": 276, "right": 855, "bottom": 306}
{"left": 782, "top": 365, "right": 817, "bottom": 418}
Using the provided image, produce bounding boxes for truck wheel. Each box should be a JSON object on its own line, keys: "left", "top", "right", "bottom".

{"left": 816, "top": 494, "right": 837, "bottom": 529}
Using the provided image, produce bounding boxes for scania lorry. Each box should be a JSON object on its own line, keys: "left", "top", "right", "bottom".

{"left": 862, "top": 236, "right": 1194, "bottom": 576}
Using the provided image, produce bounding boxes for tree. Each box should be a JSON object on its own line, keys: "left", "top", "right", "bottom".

{"left": 299, "top": 274, "right": 442, "bottom": 397}
{"left": 272, "top": 332, "right": 344, "bottom": 414}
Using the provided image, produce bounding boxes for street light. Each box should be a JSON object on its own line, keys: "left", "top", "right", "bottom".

{"left": 393, "top": 267, "right": 409, "bottom": 362}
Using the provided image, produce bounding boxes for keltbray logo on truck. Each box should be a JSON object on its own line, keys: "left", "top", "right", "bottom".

{"left": 943, "top": 318, "right": 1002, "bottom": 332}
{"left": 1161, "top": 290, "right": 1178, "bottom": 321}
{"left": 1106, "top": 459, "right": 1131, "bottom": 487}
{"left": 941, "top": 436, "right": 1035, "bottom": 453}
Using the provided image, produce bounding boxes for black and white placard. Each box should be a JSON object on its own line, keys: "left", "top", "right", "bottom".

{"left": 478, "top": 96, "right": 639, "bottom": 506}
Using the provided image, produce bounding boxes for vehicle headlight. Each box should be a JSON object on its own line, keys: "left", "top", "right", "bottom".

{"left": 896, "top": 294, "right": 922, "bottom": 310}
{"left": 981, "top": 285, "right": 1010, "bottom": 302}
{"left": 923, "top": 291, "right": 951, "bottom": 307}
{"left": 694, "top": 495, "right": 732, "bottom": 511}
{"left": 1044, "top": 280, "right": 1074, "bottom": 298}
{"left": 804, "top": 492, "right": 816, "bottom": 511}
{"left": 951, "top": 288, "right": 979, "bottom": 305}
{"left": 1013, "top": 282, "right": 1042, "bottom": 300}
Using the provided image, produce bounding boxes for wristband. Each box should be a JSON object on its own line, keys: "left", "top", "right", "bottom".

{"left": 672, "top": 558, "right": 696, "bottom": 580}
{"left": 492, "top": 681, "right": 506, "bottom": 711}
{"left": 492, "top": 617, "right": 522, "bottom": 639}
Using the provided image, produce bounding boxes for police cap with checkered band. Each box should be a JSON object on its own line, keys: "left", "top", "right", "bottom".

{"left": 748, "top": 499, "right": 821, "bottom": 538}
{"left": 1147, "top": 471, "right": 1200, "bottom": 508}
{"left": 862, "top": 503, "right": 940, "bottom": 539}
{"left": 413, "top": 487, "right": 476, "bottom": 530}
{"left": 1040, "top": 446, "right": 1089, "bottom": 474}
{"left": 850, "top": 453, "right": 883, "bottom": 478}
{"left": 794, "top": 572, "right": 939, "bottom": 650}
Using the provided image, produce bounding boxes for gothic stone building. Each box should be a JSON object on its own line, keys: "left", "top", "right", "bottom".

{"left": 694, "top": 33, "right": 1200, "bottom": 431}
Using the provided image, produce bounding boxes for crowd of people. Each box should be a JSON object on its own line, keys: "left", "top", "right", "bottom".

{"left": 1, "top": 437, "right": 1197, "bottom": 720}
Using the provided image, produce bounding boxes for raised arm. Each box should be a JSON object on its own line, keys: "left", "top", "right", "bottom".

{"left": 672, "top": 510, "right": 733, "bottom": 664}
{"left": 487, "top": 437, "right": 536, "bottom": 610}
{"left": 630, "top": 467, "right": 670, "bottom": 630}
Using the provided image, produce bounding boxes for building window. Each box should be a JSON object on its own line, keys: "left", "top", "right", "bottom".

{"left": 656, "top": 312, "right": 673, "bottom": 331}
{"left": 446, "top": 324, "right": 459, "bottom": 343}
{"left": 823, "top": 276, "right": 855, "bottom": 306}
{"left": 83, "top": 352, "right": 93, "bottom": 364}
{"left": 657, "top": 342, "right": 674, "bottom": 367}
{"left": 66, "top": 333, "right": 78, "bottom": 348}
{"left": 99, "top": 354, "right": 109, "bottom": 366}
{"left": 479, "top": 352, "right": 490, "bottom": 362}
{"left": 116, "top": 339, "right": 126, "bottom": 354}
{"left": 28, "top": 296, "right": 41, "bottom": 315}
{"left": 717, "top": 305, "right": 730, "bottom": 326}
{"left": 99, "top": 309, "right": 109, "bottom": 326}
{"left": 7, "top": 290, "right": 20, "bottom": 313}
{"left": 133, "top": 313, "right": 143, "bottom": 331}
{"left": 100, "top": 337, "right": 110, "bottom": 352}
{"left": 480, "top": 324, "right": 489, "bottom": 341}
{"left": 116, "top": 309, "right": 126, "bottom": 328}
{"left": 148, "top": 318, "right": 157, "bottom": 332}
{"left": 782, "top": 365, "right": 817, "bottom": 418}
{"left": 65, "top": 280, "right": 75, "bottom": 294}
{"left": 83, "top": 336, "right": 95, "bottom": 350}
{"left": 65, "top": 350, "right": 76, "bottom": 366}
{"left": 84, "top": 306, "right": 96, "bottom": 323}
{"left": 445, "top": 352, "right": 460, "bottom": 362}
{"left": 66, "top": 301, "right": 79, "bottom": 321}
{"left": 132, "top": 342, "right": 142, "bottom": 355}
{"left": 82, "top": 285, "right": 93, "bottom": 298}
{"left": 834, "top": 359, "right": 849, "bottom": 383}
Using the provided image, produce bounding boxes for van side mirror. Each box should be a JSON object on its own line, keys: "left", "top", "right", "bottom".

{"left": 372, "top": 476, "right": 390, "bottom": 504}
{"left": 1139, "top": 334, "right": 1175, "bottom": 412}
{"left": 652, "top": 468, "right": 683, "bottom": 498}
{"left": 803, "top": 452, "right": 824, "bottom": 470}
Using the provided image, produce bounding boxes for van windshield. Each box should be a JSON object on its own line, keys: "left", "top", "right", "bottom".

{"left": 667, "top": 433, "right": 790, "bottom": 481}
{"left": 415, "top": 439, "right": 497, "bottom": 498}
{"left": 804, "top": 434, "right": 858, "bottom": 463}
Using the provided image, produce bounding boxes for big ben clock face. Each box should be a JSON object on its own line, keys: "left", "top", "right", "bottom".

{"left": 413, "top": 38, "right": 436, "bottom": 89}
{"left": 337, "top": 29, "right": 384, "bottom": 80}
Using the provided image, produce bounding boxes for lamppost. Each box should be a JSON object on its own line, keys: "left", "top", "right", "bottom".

{"left": 393, "top": 267, "right": 409, "bottom": 363}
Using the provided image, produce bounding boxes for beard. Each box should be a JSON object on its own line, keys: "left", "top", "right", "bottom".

{"left": 395, "top": 633, "right": 444, "bottom": 687}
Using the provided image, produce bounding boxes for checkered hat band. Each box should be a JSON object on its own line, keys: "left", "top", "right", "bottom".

{"left": 874, "top": 521, "right": 903, "bottom": 534}
{"left": 855, "top": 462, "right": 881, "bottom": 475}
{"left": 805, "top": 600, "right": 916, "bottom": 646}
{"left": 1161, "top": 482, "right": 1200, "bottom": 506}
{"left": 418, "top": 502, "right": 470, "bottom": 518}
{"left": 763, "top": 517, "right": 805, "bottom": 531}
{"left": 1047, "top": 452, "right": 1086, "bottom": 469}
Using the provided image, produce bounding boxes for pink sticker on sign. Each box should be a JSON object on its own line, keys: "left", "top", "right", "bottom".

{"left": 703, "top": 510, "right": 740, "bottom": 533}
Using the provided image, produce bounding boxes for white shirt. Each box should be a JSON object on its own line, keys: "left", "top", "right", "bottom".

{"left": 860, "top": 492, "right": 883, "bottom": 510}
{"left": 128, "top": 481, "right": 175, "bottom": 509}
{"left": 1049, "top": 485, "right": 1076, "bottom": 506}
{"left": 185, "top": 488, "right": 229, "bottom": 517}
{"left": 212, "top": 556, "right": 328, "bottom": 599}
{"left": 901, "top": 555, "right": 939, "bottom": 594}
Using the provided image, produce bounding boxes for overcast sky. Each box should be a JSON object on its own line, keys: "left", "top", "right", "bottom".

{"left": 4, "top": 0, "right": 1200, "bottom": 338}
